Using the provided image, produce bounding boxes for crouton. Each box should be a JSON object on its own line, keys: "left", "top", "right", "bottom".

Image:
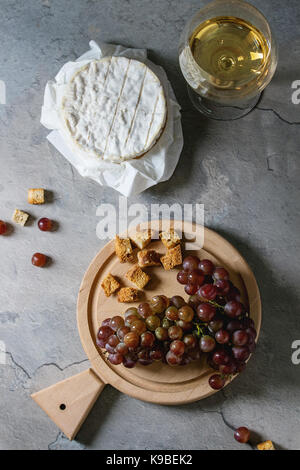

{"left": 161, "top": 244, "right": 182, "bottom": 270}
{"left": 117, "top": 287, "right": 140, "bottom": 303}
{"left": 101, "top": 273, "right": 120, "bottom": 297}
{"left": 126, "top": 265, "right": 150, "bottom": 289}
{"left": 28, "top": 188, "right": 45, "bottom": 204}
{"left": 257, "top": 440, "right": 275, "bottom": 450}
{"left": 137, "top": 249, "right": 161, "bottom": 267}
{"left": 159, "top": 229, "right": 181, "bottom": 249}
{"left": 12, "top": 209, "right": 29, "bottom": 226}
{"left": 115, "top": 235, "right": 134, "bottom": 263}
{"left": 130, "top": 229, "right": 153, "bottom": 250}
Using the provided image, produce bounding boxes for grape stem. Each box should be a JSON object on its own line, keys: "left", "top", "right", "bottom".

{"left": 207, "top": 300, "right": 225, "bottom": 310}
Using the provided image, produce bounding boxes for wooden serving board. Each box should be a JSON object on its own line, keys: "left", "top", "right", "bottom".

{"left": 32, "top": 222, "right": 261, "bottom": 440}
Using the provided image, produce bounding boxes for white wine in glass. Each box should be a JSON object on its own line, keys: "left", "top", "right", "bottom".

{"left": 179, "top": 0, "right": 278, "bottom": 120}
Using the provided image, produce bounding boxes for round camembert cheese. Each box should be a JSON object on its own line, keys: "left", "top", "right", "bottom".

{"left": 61, "top": 57, "right": 167, "bottom": 163}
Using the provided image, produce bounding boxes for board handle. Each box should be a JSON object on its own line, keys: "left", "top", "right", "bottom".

{"left": 31, "top": 368, "right": 105, "bottom": 440}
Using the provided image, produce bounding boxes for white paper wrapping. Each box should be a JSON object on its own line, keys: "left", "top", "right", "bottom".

{"left": 41, "top": 41, "right": 183, "bottom": 197}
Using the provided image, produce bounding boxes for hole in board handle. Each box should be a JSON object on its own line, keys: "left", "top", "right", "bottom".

{"left": 59, "top": 403, "right": 66, "bottom": 411}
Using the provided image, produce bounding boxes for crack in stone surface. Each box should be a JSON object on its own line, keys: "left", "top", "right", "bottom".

{"left": 256, "top": 106, "right": 300, "bottom": 125}
{"left": 4, "top": 350, "right": 89, "bottom": 386}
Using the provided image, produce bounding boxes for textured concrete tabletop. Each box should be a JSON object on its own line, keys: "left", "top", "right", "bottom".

{"left": 0, "top": 0, "right": 300, "bottom": 450}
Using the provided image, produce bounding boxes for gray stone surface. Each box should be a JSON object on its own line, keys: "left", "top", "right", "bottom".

{"left": 0, "top": 0, "right": 299, "bottom": 450}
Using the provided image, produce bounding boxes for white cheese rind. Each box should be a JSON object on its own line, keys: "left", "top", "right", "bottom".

{"left": 61, "top": 57, "right": 167, "bottom": 162}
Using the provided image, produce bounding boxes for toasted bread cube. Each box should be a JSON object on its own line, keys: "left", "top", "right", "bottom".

{"left": 126, "top": 265, "right": 150, "bottom": 289}
{"left": 117, "top": 287, "right": 140, "bottom": 303}
{"left": 161, "top": 244, "right": 182, "bottom": 270}
{"left": 12, "top": 209, "right": 29, "bottom": 226}
{"left": 130, "top": 229, "right": 153, "bottom": 250}
{"left": 257, "top": 440, "right": 275, "bottom": 450}
{"left": 115, "top": 235, "right": 134, "bottom": 263}
{"left": 137, "top": 249, "right": 161, "bottom": 267}
{"left": 28, "top": 188, "right": 45, "bottom": 204}
{"left": 101, "top": 273, "right": 120, "bottom": 297}
{"left": 159, "top": 229, "right": 181, "bottom": 249}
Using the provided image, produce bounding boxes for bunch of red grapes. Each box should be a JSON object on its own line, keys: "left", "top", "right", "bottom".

{"left": 177, "top": 255, "right": 257, "bottom": 389}
{"left": 96, "top": 256, "right": 257, "bottom": 391}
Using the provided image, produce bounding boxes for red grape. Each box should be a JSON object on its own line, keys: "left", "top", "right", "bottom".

{"left": 137, "top": 303, "right": 152, "bottom": 319}
{"left": 170, "top": 296, "right": 186, "bottom": 308}
{"left": 232, "top": 330, "right": 249, "bottom": 346}
{"left": 38, "top": 217, "right": 52, "bottom": 232}
{"left": 184, "top": 284, "right": 198, "bottom": 295}
{"left": 183, "top": 334, "right": 197, "bottom": 350}
{"left": 214, "top": 279, "right": 230, "bottom": 295}
{"left": 176, "top": 319, "right": 193, "bottom": 332}
{"left": 232, "top": 346, "right": 250, "bottom": 362}
{"left": 198, "top": 259, "right": 215, "bottom": 275}
{"left": 116, "top": 342, "right": 128, "bottom": 355}
{"left": 123, "top": 354, "right": 136, "bottom": 368}
{"left": 212, "top": 349, "right": 230, "bottom": 365}
{"left": 209, "top": 374, "right": 225, "bottom": 390}
{"left": 140, "top": 331, "right": 155, "bottom": 348}
{"left": 224, "top": 301, "right": 243, "bottom": 318}
{"left": 117, "top": 326, "right": 130, "bottom": 341}
{"left": 168, "top": 325, "right": 183, "bottom": 340}
{"left": 248, "top": 341, "right": 256, "bottom": 353}
{"left": 155, "top": 327, "right": 168, "bottom": 341}
{"left": 226, "top": 320, "right": 243, "bottom": 334}
{"left": 137, "top": 349, "right": 153, "bottom": 366}
{"left": 130, "top": 319, "right": 146, "bottom": 336}
{"left": 219, "top": 361, "right": 237, "bottom": 375}
{"left": 96, "top": 338, "right": 106, "bottom": 348}
{"left": 200, "top": 335, "right": 216, "bottom": 353}
{"left": 198, "top": 284, "right": 217, "bottom": 301}
{"left": 177, "top": 270, "right": 188, "bottom": 285}
{"left": 183, "top": 255, "right": 200, "bottom": 271}
{"left": 124, "top": 307, "right": 139, "bottom": 319}
{"left": 188, "top": 295, "right": 200, "bottom": 309}
{"left": 146, "top": 315, "right": 160, "bottom": 331}
{"left": 124, "top": 331, "right": 140, "bottom": 349}
{"left": 188, "top": 269, "right": 205, "bottom": 286}
{"left": 245, "top": 327, "right": 257, "bottom": 341}
{"left": 108, "top": 335, "right": 119, "bottom": 348}
{"left": 105, "top": 342, "right": 116, "bottom": 354}
{"left": 213, "top": 267, "right": 229, "bottom": 281}
{"left": 151, "top": 295, "right": 168, "bottom": 314}
{"left": 166, "top": 351, "right": 182, "bottom": 366}
{"left": 165, "top": 306, "right": 179, "bottom": 321}
{"left": 108, "top": 353, "right": 123, "bottom": 365}
{"left": 125, "top": 314, "right": 141, "bottom": 328}
{"left": 97, "top": 325, "right": 113, "bottom": 340}
{"left": 102, "top": 318, "right": 112, "bottom": 328}
{"left": 215, "top": 329, "right": 230, "bottom": 344}
{"left": 208, "top": 317, "right": 224, "bottom": 333}
{"left": 0, "top": 220, "right": 7, "bottom": 235}
{"left": 170, "top": 340, "right": 185, "bottom": 356}
{"left": 197, "top": 303, "right": 216, "bottom": 322}
{"left": 110, "top": 316, "right": 124, "bottom": 331}
{"left": 178, "top": 305, "right": 194, "bottom": 322}
{"left": 149, "top": 347, "right": 163, "bottom": 361}
{"left": 234, "top": 427, "right": 250, "bottom": 444}
{"left": 32, "top": 253, "right": 47, "bottom": 267}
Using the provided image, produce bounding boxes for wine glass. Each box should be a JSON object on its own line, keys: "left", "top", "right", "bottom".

{"left": 179, "top": 0, "right": 278, "bottom": 120}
